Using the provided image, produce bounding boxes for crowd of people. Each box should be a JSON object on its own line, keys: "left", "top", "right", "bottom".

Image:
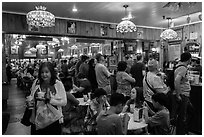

{"left": 10, "top": 51, "right": 195, "bottom": 135}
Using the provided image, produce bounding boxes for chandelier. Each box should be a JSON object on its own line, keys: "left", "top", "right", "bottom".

{"left": 27, "top": 5, "right": 55, "bottom": 27}
{"left": 160, "top": 17, "right": 178, "bottom": 40}
{"left": 116, "top": 5, "right": 137, "bottom": 33}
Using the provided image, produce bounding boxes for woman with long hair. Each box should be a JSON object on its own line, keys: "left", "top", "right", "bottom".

{"left": 87, "top": 58, "right": 98, "bottom": 92}
{"left": 26, "top": 62, "right": 67, "bottom": 135}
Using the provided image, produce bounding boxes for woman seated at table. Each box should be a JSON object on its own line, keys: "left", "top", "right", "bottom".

{"left": 143, "top": 93, "right": 170, "bottom": 135}
{"left": 72, "top": 73, "right": 91, "bottom": 98}
{"left": 84, "top": 88, "right": 109, "bottom": 134}
{"left": 122, "top": 87, "right": 144, "bottom": 113}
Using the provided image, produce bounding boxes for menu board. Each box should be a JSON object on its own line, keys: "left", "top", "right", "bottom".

{"left": 168, "top": 44, "right": 181, "bottom": 61}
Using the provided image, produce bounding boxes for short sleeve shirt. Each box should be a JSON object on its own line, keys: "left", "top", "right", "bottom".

{"left": 148, "top": 108, "right": 170, "bottom": 135}
{"left": 143, "top": 72, "right": 168, "bottom": 103}
{"left": 97, "top": 112, "right": 124, "bottom": 135}
{"left": 174, "top": 64, "right": 191, "bottom": 96}
{"left": 95, "top": 63, "right": 110, "bottom": 88}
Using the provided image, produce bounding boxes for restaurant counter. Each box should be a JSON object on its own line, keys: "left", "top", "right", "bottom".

{"left": 189, "top": 83, "right": 202, "bottom": 134}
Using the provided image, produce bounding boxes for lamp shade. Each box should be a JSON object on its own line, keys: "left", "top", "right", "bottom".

{"left": 27, "top": 6, "right": 55, "bottom": 27}
{"left": 160, "top": 29, "right": 178, "bottom": 40}
{"left": 25, "top": 50, "right": 32, "bottom": 55}
{"left": 29, "top": 47, "right": 37, "bottom": 52}
{"left": 116, "top": 20, "right": 137, "bottom": 33}
{"left": 58, "top": 48, "right": 64, "bottom": 52}
{"left": 36, "top": 44, "right": 46, "bottom": 49}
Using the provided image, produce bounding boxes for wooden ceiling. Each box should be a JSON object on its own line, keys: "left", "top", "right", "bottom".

{"left": 2, "top": 2, "right": 202, "bottom": 28}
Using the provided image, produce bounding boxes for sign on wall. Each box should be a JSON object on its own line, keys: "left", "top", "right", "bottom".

{"left": 168, "top": 44, "right": 181, "bottom": 61}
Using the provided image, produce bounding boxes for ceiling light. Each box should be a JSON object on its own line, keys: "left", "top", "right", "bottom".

{"left": 27, "top": 5, "right": 55, "bottom": 27}
{"left": 71, "top": 45, "right": 78, "bottom": 49}
{"left": 116, "top": 5, "right": 137, "bottom": 33}
{"left": 160, "top": 17, "right": 178, "bottom": 40}
{"left": 72, "top": 7, "right": 78, "bottom": 12}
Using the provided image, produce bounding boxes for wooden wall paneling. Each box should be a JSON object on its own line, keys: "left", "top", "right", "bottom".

{"left": 53, "top": 19, "right": 59, "bottom": 34}
{"left": 2, "top": 13, "right": 8, "bottom": 31}
{"left": 116, "top": 31, "right": 122, "bottom": 39}
{"left": 107, "top": 26, "right": 112, "bottom": 38}
{"left": 76, "top": 21, "right": 81, "bottom": 35}
{"left": 14, "top": 15, "right": 22, "bottom": 31}
{"left": 112, "top": 28, "right": 117, "bottom": 38}
{"left": 59, "top": 19, "right": 63, "bottom": 34}
{"left": 61, "top": 19, "right": 67, "bottom": 34}
{"left": 142, "top": 28, "right": 145, "bottom": 39}
{"left": 57, "top": 19, "right": 63, "bottom": 34}
{"left": 20, "top": 15, "right": 28, "bottom": 31}
{"left": 85, "top": 22, "right": 91, "bottom": 36}
{"left": 89, "top": 22, "right": 94, "bottom": 36}
{"left": 94, "top": 23, "right": 100, "bottom": 37}
{"left": 7, "top": 14, "right": 15, "bottom": 31}
{"left": 80, "top": 21, "right": 86, "bottom": 36}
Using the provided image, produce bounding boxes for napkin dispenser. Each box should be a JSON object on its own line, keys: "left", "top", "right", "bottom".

{"left": 133, "top": 107, "right": 143, "bottom": 122}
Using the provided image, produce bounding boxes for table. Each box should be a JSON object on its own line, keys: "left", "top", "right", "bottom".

{"left": 127, "top": 113, "right": 147, "bottom": 131}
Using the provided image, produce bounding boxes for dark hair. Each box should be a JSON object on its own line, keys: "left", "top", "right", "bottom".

{"left": 180, "top": 52, "right": 192, "bottom": 62}
{"left": 64, "top": 60, "right": 67, "bottom": 63}
{"left": 137, "top": 55, "right": 142, "bottom": 61}
{"left": 151, "top": 93, "right": 167, "bottom": 107}
{"left": 77, "top": 72, "right": 86, "bottom": 79}
{"left": 95, "top": 53, "right": 102, "bottom": 62}
{"left": 88, "top": 58, "right": 95, "bottom": 66}
{"left": 38, "top": 62, "right": 57, "bottom": 86}
{"left": 81, "top": 55, "right": 89, "bottom": 62}
{"left": 110, "top": 93, "right": 126, "bottom": 106}
{"left": 69, "top": 57, "right": 74, "bottom": 61}
{"left": 61, "top": 77, "right": 73, "bottom": 92}
{"left": 94, "top": 88, "right": 107, "bottom": 98}
{"left": 117, "top": 61, "right": 127, "bottom": 71}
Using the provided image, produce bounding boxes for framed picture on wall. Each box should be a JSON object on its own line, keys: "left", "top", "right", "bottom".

{"left": 67, "top": 21, "right": 76, "bottom": 34}
{"left": 103, "top": 44, "right": 111, "bottom": 55}
{"left": 11, "top": 46, "right": 18, "bottom": 55}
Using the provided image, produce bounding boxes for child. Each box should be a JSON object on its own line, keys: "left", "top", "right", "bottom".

{"left": 84, "top": 88, "right": 109, "bottom": 134}
{"left": 122, "top": 87, "right": 144, "bottom": 113}
{"left": 96, "top": 93, "right": 130, "bottom": 135}
{"left": 143, "top": 92, "right": 170, "bottom": 135}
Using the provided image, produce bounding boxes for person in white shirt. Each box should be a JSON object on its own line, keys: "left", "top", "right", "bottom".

{"left": 95, "top": 53, "right": 114, "bottom": 95}
{"left": 143, "top": 59, "right": 169, "bottom": 115}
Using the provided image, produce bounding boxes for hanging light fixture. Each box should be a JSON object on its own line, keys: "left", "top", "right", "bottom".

{"left": 58, "top": 48, "right": 64, "bottom": 52}
{"left": 27, "top": 5, "right": 55, "bottom": 27}
{"left": 160, "top": 17, "right": 178, "bottom": 40}
{"left": 116, "top": 5, "right": 137, "bottom": 33}
{"left": 36, "top": 43, "right": 46, "bottom": 49}
{"left": 29, "top": 47, "right": 37, "bottom": 52}
{"left": 25, "top": 50, "right": 32, "bottom": 55}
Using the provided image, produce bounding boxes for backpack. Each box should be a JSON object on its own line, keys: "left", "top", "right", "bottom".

{"left": 166, "top": 65, "right": 186, "bottom": 91}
